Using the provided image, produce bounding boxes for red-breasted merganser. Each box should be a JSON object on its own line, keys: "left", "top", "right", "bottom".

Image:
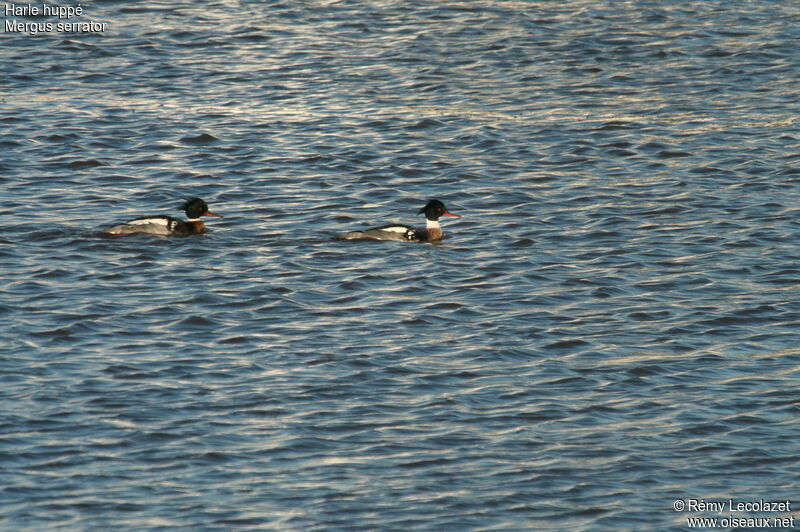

{"left": 104, "top": 197, "right": 222, "bottom": 236}
{"left": 337, "top": 199, "right": 460, "bottom": 242}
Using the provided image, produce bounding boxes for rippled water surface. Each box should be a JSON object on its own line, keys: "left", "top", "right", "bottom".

{"left": 3, "top": 1, "right": 800, "bottom": 530}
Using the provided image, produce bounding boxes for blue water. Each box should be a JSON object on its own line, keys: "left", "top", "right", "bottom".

{"left": 3, "top": 1, "right": 800, "bottom": 530}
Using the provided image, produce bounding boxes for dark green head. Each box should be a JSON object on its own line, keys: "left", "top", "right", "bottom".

{"left": 181, "top": 198, "right": 222, "bottom": 219}
{"left": 418, "top": 199, "right": 460, "bottom": 221}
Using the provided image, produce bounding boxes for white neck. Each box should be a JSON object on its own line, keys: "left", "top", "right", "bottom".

{"left": 187, "top": 218, "right": 201, "bottom": 222}
{"left": 426, "top": 219, "right": 440, "bottom": 229}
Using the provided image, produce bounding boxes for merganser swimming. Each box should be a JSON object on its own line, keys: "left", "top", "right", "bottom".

{"left": 104, "top": 197, "right": 222, "bottom": 236}
{"left": 337, "top": 199, "right": 460, "bottom": 242}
